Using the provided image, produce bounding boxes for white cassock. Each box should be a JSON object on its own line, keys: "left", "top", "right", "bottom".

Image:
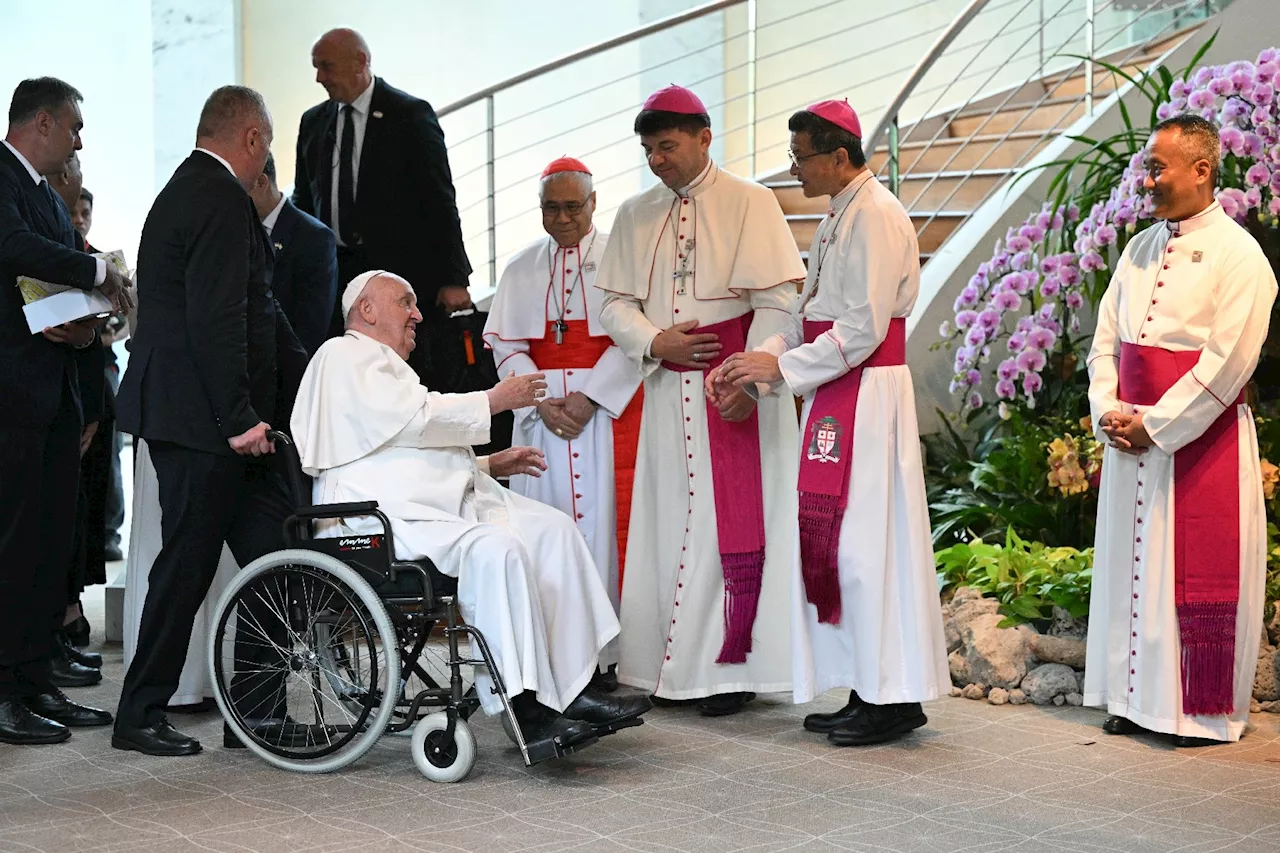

{"left": 291, "top": 331, "right": 620, "bottom": 715}
{"left": 755, "top": 173, "right": 950, "bottom": 705}
{"left": 597, "top": 160, "right": 805, "bottom": 699}
{"left": 482, "top": 228, "right": 644, "bottom": 663}
{"left": 123, "top": 440, "right": 237, "bottom": 705}
{"left": 1084, "top": 201, "right": 1277, "bottom": 741}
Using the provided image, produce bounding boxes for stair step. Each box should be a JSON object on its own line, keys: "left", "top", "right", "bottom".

{"left": 949, "top": 98, "right": 1085, "bottom": 137}
{"left": 868, "top": 131, "right": 1050, "bottom": 173}
{"left": 912, "top": 212, "right": 966, "bottom": 254}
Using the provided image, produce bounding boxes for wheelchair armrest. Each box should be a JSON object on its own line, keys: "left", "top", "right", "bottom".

{"left": 291, "top": 500, "right": 380, "bottom": 519}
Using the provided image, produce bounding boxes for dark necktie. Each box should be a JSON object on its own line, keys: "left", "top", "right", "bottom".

{"left": 338, "top": 103, "right": 356, "bottom": 245}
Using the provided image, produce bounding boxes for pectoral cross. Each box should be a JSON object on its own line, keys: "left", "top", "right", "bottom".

{"left": 553, "top": 319, "right": 567, "bottom": 345}
{"left": 673, "top": 238, "right": 695, "bottom": 295}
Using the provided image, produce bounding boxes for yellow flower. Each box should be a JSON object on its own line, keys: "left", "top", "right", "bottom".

{"left": 1262, "top": 458, "right": 1279, "bottom": 500}
{"left": 1047, "top": 435, "right": 1089, "bottom": 495}
{"left": 1079, "top": 415, "right": 1093, "bottom": 434}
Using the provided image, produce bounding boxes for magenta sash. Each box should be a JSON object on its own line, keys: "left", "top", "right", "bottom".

{"left": 798, "top": 318, "right": 907, "bottom": 624}
{"left": 662, "top": 312, "right": 764, "bottom": 664}
{"left": 1118, "top": 341, "right": 1243, "bottom": 716}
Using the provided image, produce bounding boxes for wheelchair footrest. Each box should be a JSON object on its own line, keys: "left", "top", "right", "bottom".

{"left": 523, "top": 732, "right": 599, "bottom": 765}
{"left": 591, "top": 716, "right": 644, "bottom": 737}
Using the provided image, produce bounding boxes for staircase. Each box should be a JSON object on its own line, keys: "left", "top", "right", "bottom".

{"left": 764, "top": 31, "right": 1192, "bottom": 268}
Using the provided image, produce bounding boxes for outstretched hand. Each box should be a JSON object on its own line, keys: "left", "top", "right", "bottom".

{"left": 488, "top": 371, "right": 547, "bottom": 414}
{"left": 488, "top": 445, "right": 547, "bottom": 479}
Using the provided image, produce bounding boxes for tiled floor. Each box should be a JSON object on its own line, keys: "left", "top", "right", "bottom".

{"left": 2, "top": 630, "right": 1278, "bottom": 853}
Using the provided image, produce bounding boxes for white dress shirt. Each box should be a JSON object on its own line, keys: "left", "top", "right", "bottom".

{"left": 261, "top": 193, "right": 287, "bottom": 234}
{"left": 5, "top": 140, "right": 105, "bottom": 285}
{"left": 330, "top": 80, "right": 375, "bottom": 246}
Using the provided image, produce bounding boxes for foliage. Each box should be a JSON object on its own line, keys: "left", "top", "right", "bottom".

{"left": 936, "top": 527, "right": 1093, "bottom": 628}
{"left": 925, "top": 407, "right": 1100, "bottom": 549}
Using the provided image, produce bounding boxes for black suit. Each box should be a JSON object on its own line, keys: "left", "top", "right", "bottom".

{"left": 0, "top": 143, "right": 100, "bottom": 701}
{"left": 293, "top": 77, "right": 472, "bottom": 380}
{"left": 267, "top": 198, "right": 338, "bottom": 356}
{"left": 115, "top": 151, "right": 290, "bottom": 728}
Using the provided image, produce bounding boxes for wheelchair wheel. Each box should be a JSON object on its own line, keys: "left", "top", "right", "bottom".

{"left": 209, "top": 549, "right": 401, "bottom": 774}
{"left": 410, "top": 712, "right": 476, "bottom": 782}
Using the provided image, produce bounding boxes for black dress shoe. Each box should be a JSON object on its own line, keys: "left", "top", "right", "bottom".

{"left": 803, "top": 690, "right": 867, "bottom": 733}
{"left": 697, "top": 691, "right": 756, "bottom": 717}
{"left": 827, "top": 702, "right": 927, "bottom": 746}
{"left": 1173, "top": 735, "right": 1224, "bottom": 748}
{"left": 589, "top": 664, "right": 619, "bottom": 693}
{"left": 50, "top": 653, "right": 102, "bottom": 688}
{"left": 55, "top": 631, "right": 102, "bottom": 669}
{"left": 563, "top": 688, "right": 652, "bottom": 726}
{"left": 65, "top": 614, "right": 91, "bottom": 648}
{"left": 1102, "top": 715, "right": 1144, "bottom": 735}
{"left": 650, "top": 695, "right": 699, "bottom": 708}
{"left": 512, "top": 694, "right": 597, "bottom": 748}
{"left": 112, "top": 720, "right": 202, "bottom": 756}
{"left": 0, "top": 699, "right": 71, "bottom": 745}
{"left": 25, "top": 690, "right": 112, "bottom": 727}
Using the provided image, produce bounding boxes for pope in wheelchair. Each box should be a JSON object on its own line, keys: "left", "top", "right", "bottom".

{"left": 213, "top": 269, "right": 649, "bottom": 779}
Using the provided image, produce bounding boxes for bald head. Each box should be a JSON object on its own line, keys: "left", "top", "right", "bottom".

{"left": 195, "top": 85, "right": 273, "bottom": 190}
{"left": 312, "top": 28, "right": 374, "bottom": 104}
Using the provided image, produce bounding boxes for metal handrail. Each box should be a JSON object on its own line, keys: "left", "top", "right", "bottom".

{"left": 436, "top": 0, "right": 746, "bottom": 118}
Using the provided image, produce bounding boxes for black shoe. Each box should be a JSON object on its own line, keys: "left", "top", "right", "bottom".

{"left": 55, "top": 631, "right": 102, "bottom": 669}
{"left": 827, "top": 703, "right": 928, "bottom": 746}
{"left": 0, "top": 699, "right": 71, "bottom": 745}
{"left": 803, "top": 690, "right": 867, "bottom": 733}
{"left": 1173, "top": 735, "right": 1223, "bottom": 748}
{"left": 112, "top": 719, "right": 202, "bottom": 756}
{"left": 512, "top": 695, "right": 598, "bottom": 748}
{"left": 65, "top": 614, "right": 91, "bottom": 648}
{"left": 563, "top": 688, "right": 652, "bottom": 727}
{"left": 1102, "top": 715, "right": 1144, "bottom": 736}
{"left": 166, "top": 698, "right": 216, "bottom": 714}
{"left": 25, "top": 690, "right": 112, "bottom": 727}
{"left": 589, "top": 664, "right": 619, "bottom": 693}
{"left": 650, "top": 695, "right": 699, "bottom": 708}
{"left": 697, "top": 691, "right": 756, "bottom": 717}
{"left": 50, "top": 653, "right": 102, "bottom": 688}
{"left": 104, "top": 543, "right": 124, "bottom": 562}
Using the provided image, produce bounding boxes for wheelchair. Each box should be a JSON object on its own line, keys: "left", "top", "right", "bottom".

{"left": 206, "top": 431, "right": 608, "bottom": 781}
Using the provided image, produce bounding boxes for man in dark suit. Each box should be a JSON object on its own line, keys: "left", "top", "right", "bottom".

{"left": 114, "top": 85, "right": 291, "bottom": 757}
{"left": 0, "top": 77, "right": 130, "bottom": 745}
{"left": 249, "top": 152, "right": 337, "bottom": 355}
{"left": 293, "top": 28, "right": 472, "bottom": 383}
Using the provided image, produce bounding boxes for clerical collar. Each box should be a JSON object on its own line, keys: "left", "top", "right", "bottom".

{"left": 828, "top": 170, "right": 876, "bottom": 215}
{"left": 344, "top": 80, "right": 376, "bottom": 116}
{"left": 1, "top": 140, "right": 42, "bottom": 185}
{"left": 677, "top": 159, "right": 715, "bottom": 199}
{"left": 262, "top": 193, "right": 288, "bottom": 232}
{"left": 1166, "top": 200, "right": 1222, "bottom": 236}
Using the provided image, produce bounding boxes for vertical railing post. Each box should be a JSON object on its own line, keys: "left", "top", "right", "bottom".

{"left": 1085, "top": 0, "right": 1096, "bottom": 116}
{"left": 746, "top": 0, "right": 758, "bottom": 178}
{"left": 888, "top": 115, "right": 900, "bottom": 197}
{"left": 1038, "top": 0, "right": 1045, "bottom": 81}
{"left": 485, "top": 94, "right": 497, "bottom": 288}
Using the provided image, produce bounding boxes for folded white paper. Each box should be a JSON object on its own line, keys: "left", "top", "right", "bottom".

{"left": 18, "top": 250, "right": 128, "bottom": 334}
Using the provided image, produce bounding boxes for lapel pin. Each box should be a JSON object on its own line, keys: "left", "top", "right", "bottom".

{"left": 372, "top": 110, "right": 383, "bottom": 119}
{"left": 583, "top": 261, "right": 596, "bottom": 272}
{"left": 274, "top": 241, "right": 284, "bottom": 251}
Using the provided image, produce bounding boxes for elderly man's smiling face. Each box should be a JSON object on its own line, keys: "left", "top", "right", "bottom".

{"left": 357, "top": 275, "right": 422, "bottom": 360}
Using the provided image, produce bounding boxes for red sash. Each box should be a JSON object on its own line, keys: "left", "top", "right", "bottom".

{"left": 797, "top": 318, "right": 907, "bottom": 624}
{"left": 529, "top": 320, "right": 643, "bottom": 595}
{"left": 662, "top": 312, "right": 764, "bottom": 664}
{"left": 1118, "top": 341, "right": 1243, "bottom": 716}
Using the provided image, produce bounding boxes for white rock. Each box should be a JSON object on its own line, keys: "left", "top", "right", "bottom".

{"left": 1053, "top": 694, "right": 1066, "bottom": 706}
{"left": 962, "top": 612, "right": 1033, "bottom": 689}
{"left": 1008, "top": 689, "right": 1028, "bottom": 705}
{"left": 1029, "top": 634, "right": 1087, "bottom": 669}
{"left": 949, "top": 686, "right": 963, "bottom": 698}
{"left": 988, "top": 687, "right": 1009, "bottom": 705}
{"left": 1065, "top": 692, "right": 1083, "bottom": 706}
{"left": 962, "top": 682, "right": 986, "bottom": 700}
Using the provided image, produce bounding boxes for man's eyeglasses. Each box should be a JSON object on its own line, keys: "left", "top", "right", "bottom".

{"left": 541, "top": 202, "right": 587, "bottom": 217}
{"left": 788, "top": 149, "right": 836, "bottom": 167}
